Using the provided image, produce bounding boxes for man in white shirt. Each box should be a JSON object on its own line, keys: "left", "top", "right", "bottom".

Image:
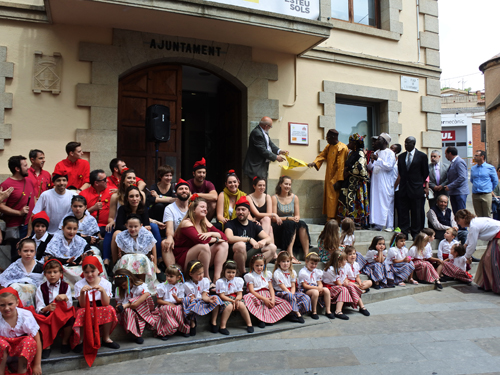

{"left": 161, "top": 179, "right": 191, "bottom": 266}
{"left": 32, "top": 171, "right": 75, "bottom": 234}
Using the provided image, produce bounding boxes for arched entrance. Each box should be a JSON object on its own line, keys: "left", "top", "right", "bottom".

{"left": 117, "top": 64, "right": 242, "bottom": 186}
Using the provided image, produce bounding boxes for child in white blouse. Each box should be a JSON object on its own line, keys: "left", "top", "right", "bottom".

{"left": 385, "top": 233, "right": 415, "bottom": 287}
{"left": 272, "top": 251, "right": 311, "bottom": 323}
{"left": 364, "top": 236, "right": 390, "bottom": 289}
{"left": 340, "top": 218, "right": 356, "bottom": 246}
{"left": 345, "top": 246, "right": 372, "bottom": 292}
{"left": 183, "top": 260, "right": 223, "bottom": 336}
{"left": 438, "top": 228, "right": 460, "bottom": 260}
{"left": 216, "top": 261, "right": 253, "bottom": 335}
{"left": 298, "top": 252, "right": 334, "bottom": 320}
{"left": 408, "top": 232, "right": 443, "bottom": 289}
{"left": 439, "top": 244, "right": 473, "bottom": 284}
{"left": 114, "top": 269, "right": 155, "bottom": 345}
{"left": 243, "top": 254, "right": 292, "bottom": 327}
{"left": 0, "top": 288, "right": 42, "bottom": 375}
{"left": 155, "top": 265, "right": 190, "bottom": 340}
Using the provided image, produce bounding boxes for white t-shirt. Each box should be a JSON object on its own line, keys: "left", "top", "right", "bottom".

{"left": 244, "top": 271, "right": 271, "bottom": 291}
{"left": 272, "top": 269, "right": 297, "bottom": 291}
{"left": 438, "top": 239, "right": 459, "bottom": 260}
{"left": 184, "top": 278, "right": 210, "bottom": 299}
{"left": 297, "top": 267, "right": 323, "bottom": 286}
{"left": 215, "top": 277, "right": 244, "bottom": 295}
{"left": 32, "top": 189, "right": 75, "bottom": 234}
{"left": 156, "top": 283, "right": 185, "bottom": 303}
{"left": 365, "top": 249, "right": 387, "bottom": 263}
{"left": 344, "top": 262, "right": 361, "bottom": 281}
{"left": 408, "top": 245, "right": 432, "bottom": 260}
{"left": 449, "top": 254, "right": 467, "bottom": 271}
{"left": 0, "top": 308, "right": 39, "bottom": 338}
{"left": 385, "top": 246, "right": 409, "bottom": 266}
{"left": 342, "top": 234, "right": 355, "bottom": 246}
{"left": 74, "top": 277, "right": 112, "bottom": 301}
{"left": 323, "top": 266, "right": 345, "bottom": 284}
{"left": 163, "top": 202, "right": 188, "bottom": 231}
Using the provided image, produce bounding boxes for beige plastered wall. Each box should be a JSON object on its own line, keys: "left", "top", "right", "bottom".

{"left": 0, "top": 20, "right": 111, "bottom": 177}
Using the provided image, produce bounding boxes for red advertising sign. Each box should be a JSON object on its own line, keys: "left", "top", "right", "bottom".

{"left": 441, "top": 130, "right": 456, "bottom": 141}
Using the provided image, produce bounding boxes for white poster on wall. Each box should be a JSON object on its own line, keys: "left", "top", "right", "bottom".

{"left": 205, "top": 0, "right": 320, "bottom": 20}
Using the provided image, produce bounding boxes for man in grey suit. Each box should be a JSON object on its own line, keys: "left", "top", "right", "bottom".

{"left": 243, "top": 117, "right": 288, "bottom": 189}
{"left": 428, "top": 150, "right": 449, "bottom": 209}
{"left": 444, "top": 146, "right": 469, "bottom": 214}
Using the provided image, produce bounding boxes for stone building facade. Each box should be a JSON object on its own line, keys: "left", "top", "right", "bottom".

{"left": 480, "top": 53, "right": 500, "bottom": 168}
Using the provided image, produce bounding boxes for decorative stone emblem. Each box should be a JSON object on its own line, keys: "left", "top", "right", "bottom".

{"left": 32, "top": 51, "right": 62, "bottom": 94}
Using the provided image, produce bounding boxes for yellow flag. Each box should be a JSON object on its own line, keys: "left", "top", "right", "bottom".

{"left": 282, "top": 155, "right": 308, "bottom": 170}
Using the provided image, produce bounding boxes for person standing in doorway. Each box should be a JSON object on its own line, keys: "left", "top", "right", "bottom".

{"left": 308, "top": 129, "right": 348, "bottom": 221}
{"left": 470, "top": 150, "right": 498, "bottom": 217}
{"left": 397, "top": 136, "right": 429, "bottom": 239}
{"left": 243, "top": 116, "right": 288, "bottom": 190}
{"left": 444, "top": 146, "right": 469, "bottom": 214}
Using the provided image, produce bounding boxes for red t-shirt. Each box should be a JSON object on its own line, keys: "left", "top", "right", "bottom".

{"left": 79, "top": 186, "right": 113, "bottom": 227}
{"left": 27, "top": 167, "right": 52, "bottom": 198}
{"left": 187, "top": 179, "right": 216, "bottom": 194}
{"left": 0, "top": 177, "right": 36, "bottom": 227}
{"left": 53, "top": 158, "right": 90, "bottom": 190}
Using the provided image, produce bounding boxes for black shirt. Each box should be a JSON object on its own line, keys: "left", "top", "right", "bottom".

{"left": 115, "top": 205, "right": 150, "bottom": 231}
{"left": 225, "top": 219, "right": 262, "bottom": 241}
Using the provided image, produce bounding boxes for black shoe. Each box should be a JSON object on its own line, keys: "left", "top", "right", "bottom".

{"left": 297, "top": 316, "right": 305, "bottom": 324}
{"left": 42, "top": 348, "right": 51, "bottom": 359}
{"left": 289, "top": 314, "right": 299, "bottom": 322}
{"left": 219, "top": 328, "right": 230, "bottom": 335}
{"left": 247, "top": 326, "right": 254, "bottom": 333}
{"left": 440, "top": 275, "right": 452, "bottom": 282}
{"left": 363, "top": 288, "right": 370, "bottom": 293}
{"left": 359, "top": 308, "right": 370, "bottom": 316}
{"left": 73, "top": 343, "right": 83, "bottom": 353}
{"left": 180, "top": 332, "right": 190, "bottom": 338}
{"left": 210, "top": 323, "right": 218, "bottom": 333}
{"left": 435, "top": 281, "right": 443, "bottom": 290}
{"left": 104, "top": 263, "right": 113, "bottom": 277}
{"left": 135, "top": 337, "right": 144, "bottom": 344}
{"left": 374, "top": 284, "right": 383, "bottom": 290}
{"left": 471, "top": 256, "right": 480, "bottom": 262}
{"left": 190, "top": 326, "right": 197, "bottom": 336}
{"left": 60, "top": 344, "right": 71, "bottom": 354}
{"left": 160, "top": 335, "right": 169, "bottom": 341}
{"left": 103, "top": 341, "right": 120, "bottom": 349}
{"left": 325, "top": 313, "right": 335, "bottom": 320}
{"left": 257, "top": 321, "right": 266, "bottom": 328}
{"left": 385, "top": 284, "right": 395, "bottom": 288}
{"left": 310, "top": 313, "right": 319, "bottom": 320}
{"left": 334, "top": 312, "right": 349, "bottom": 320}
{"left": 265, "top": 323, "right": 274, "bottom": 326}
{"left": 156, "top": 272, "right": 166, "bottom": 283}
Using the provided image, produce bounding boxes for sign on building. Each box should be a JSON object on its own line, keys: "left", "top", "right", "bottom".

{"left": 205, "top": 0, "right": 320, "bottom": 20}
{"left": 441, "top": 130, "right": 456, "bottom": 141}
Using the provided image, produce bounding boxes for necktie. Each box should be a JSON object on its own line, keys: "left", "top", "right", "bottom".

{"left": 435, "top": 164, "right": 440, "bottom": 185}
{"left": 406, "top": 152, "right": 412, "bottom": 170}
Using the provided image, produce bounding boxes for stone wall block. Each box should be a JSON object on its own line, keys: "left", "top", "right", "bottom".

{"left": 419, "top": 31, "right": 439, "bottom": 50}
{"left": 426, "top": 49, "right": 440, "bottom": 67}
{"left": 426, "top": 78, "right": 441, "bottom": 97}
{"left": 0, "top": 123, "right": 12, "bottom": 139}
{"left": 422, "top": 130, "right": 441, "bottom": 148}
{"left": 388, "top": 100, "right": 402, "bottom": 113}
{"left": 390, "top": 123, "right": 403, "bottom": 135}
{"left": 0, "top": 92, "right": 13, "bottom": 110}
{"left": 426, "top": 113, "right": 441, "bottom": 131}
{"left": 90, "top": 107, "right": 117, "bottom": 131}
{"left": 0, "top": 62, "right": 14, "bottom": 79}
{"left": 323, "top": 103, "right": 335, "bottom": 117}
{"left": 319, "top": 91, "right": 335, "bottom": 105}
{"left": 223, "top": 45, "right": 250, "bottom": 78}
{"left": 319, "top": 0, "right": 331, "bottom": 22}
{"left": 248, "top": 98, "right": 279, "bottom": 121}
{"left": 319, "top": 115, "right": 334, "bottom": 131}
{"left": 247, "top": 78, "right": 269, "bottom": 99}
{"left": 421, "top": 96, "right": 441, "bottom": 114}
{"left": 419, "top": 0, "right": 439, "bottom": 17}
{"left": 76, "top": 129, "right": 117, "bottom": 159}
{"left": 424, "top": 14, "right": 439, "bottom": 33}
{"left": 80, "top": 42, "right": 122, "bottom": 63}
{"left": 319, "top": 139, "right": 327, "bottom": 151}
{"left": 91, "top": 62, "right": 119, "bottom": 85}
{"left": 0, "top": 47, "right": 6, "bottom": 62}
{"left": 76, "top": 84, "right": 118, "bottom": 108}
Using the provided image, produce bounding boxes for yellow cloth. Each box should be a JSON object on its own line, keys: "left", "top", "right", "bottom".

{"left": 313, "top": 142, "right": 349, "bottom": 218}
{"left": 223, "top": 187, "right": 246, "bottom": 220}
{"left": 282, "top": 155, "right": 308, "bottom": 170}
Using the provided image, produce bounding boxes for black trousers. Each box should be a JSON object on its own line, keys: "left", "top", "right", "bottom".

{"left": 399, "top": 194, "right": 424, "bottom": 240}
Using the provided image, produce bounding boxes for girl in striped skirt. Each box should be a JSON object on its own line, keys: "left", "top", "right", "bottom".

{"left": 323, "top": 250, "right": 369, "bottom": 320}
{"left": 345, "top": 246, "right": 372, "bottom": 293}
{"left": 408, "top": 232, "right": 443, "bottom": 290}
{"left": 272, "top": 252, "right": 311, "bottom": 324}
{"left": 215, "top": 261, "right": 253, "bottom": 335}
{"left": 297, "top": 253, "right": 334, "bottom": 320}
{"left": 182, "top": 261, "right": 223, "bottom": 336}
{"left": 155, "top": 265, "right": 190, "bottom": 340}
{"left": 363, "top": 236, "right": 390, "bottom": 289}
{"left": 385, "top": 233, "right": 415, "bottom": 287}
{"left": 439, "top": 244, "right": 473, "bottom": 284}
{"left": 114, "top": 269, "right": 158, "bottom": 345}
{"left": 243, "top": 254, "right": 292, "bottom": 328}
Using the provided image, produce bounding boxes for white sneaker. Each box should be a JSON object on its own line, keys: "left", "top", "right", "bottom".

{"left": 384, "top": 228, "right": 394, "bottom": 232}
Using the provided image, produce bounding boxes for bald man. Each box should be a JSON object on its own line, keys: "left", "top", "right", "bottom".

{"left": 243, "top": 116, "right": 288, "bottom": 189}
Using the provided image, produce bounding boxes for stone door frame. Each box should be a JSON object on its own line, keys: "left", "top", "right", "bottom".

{"left": 75, "top": 29, "right": 279, "bottom": 171}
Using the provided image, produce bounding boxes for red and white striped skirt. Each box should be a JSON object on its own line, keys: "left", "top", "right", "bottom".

{"left": 71, "top": 305, "right": 118, "bottom": 348}
{"left": 442, "top": 262, "right": 473, "bottom": 283}
{"left": 118, "top": 296, "right": 159, "bottom": 338}
{"left": 155, "top": 304, "right": 190, "bottom": 337}
{"left": 324, "top": 283, "right": 361, "bottom": 308}
{"left": 0, "top": 336, "right": 37, "bottom": 371}
{"left": 243, "top": 289, "right": 292, "bottom": 323}
{"left": 412, "top": 259, "right": 439, "bottom": 283}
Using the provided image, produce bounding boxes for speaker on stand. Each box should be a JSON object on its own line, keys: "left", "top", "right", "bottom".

{"left": 146, "top": 104, "right": 171, "bottom": 181}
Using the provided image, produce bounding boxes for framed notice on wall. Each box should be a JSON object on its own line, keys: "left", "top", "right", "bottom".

{"left": 288, "top": 122, "right": 309, "bottom": 146}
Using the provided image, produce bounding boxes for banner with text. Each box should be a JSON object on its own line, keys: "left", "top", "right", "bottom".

{"left": 205, "top": 0, "right": 319, "bottom": 20}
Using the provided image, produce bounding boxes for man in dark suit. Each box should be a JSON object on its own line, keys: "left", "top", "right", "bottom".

{"left": 428, "top": 150, "right": 449, "bottom": 209}
{"left": 243, "top": 117, "right": 288, "bottom": 189}
{"left": 444, "top": 146, "right": 469, "bottom": 214}
{"left": 398, "top": 136, "right": 429, "bottom": 239}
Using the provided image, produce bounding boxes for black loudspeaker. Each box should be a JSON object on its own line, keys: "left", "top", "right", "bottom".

{"left": 146, "top": 104, "right": 171, "bottom": 142}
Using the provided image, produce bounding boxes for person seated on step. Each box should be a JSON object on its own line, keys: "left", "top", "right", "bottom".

{"left": 106, "top": 158, "right": 146, "bottom": 192}
{"left": 216, "top": 170, "right": 248, "bottom": 230}
{"left": 187, "top": 157, "right": 218, "bottom": 222}
{"left": 58, "top": 195, "right": 100, "bottom": 249}
{"left": 407, "top": 232, "right": 443, "bottom": 289}
{"left": 146, "top": 165, "right": 176, "bottom": 225}
{"left": 317, "top": 219, "right": 341, "bottom": 263}
{"left": 439, "top": 243, "right": 473, "bottom": 285}
{"left": 30, "top": 211, "right": 54, "bottom": 262}
{"left": 224, "top": 196, "right": 276, "bottom": 275}
{"left": 426, "top": 194, "right": 467, "bottom": 243}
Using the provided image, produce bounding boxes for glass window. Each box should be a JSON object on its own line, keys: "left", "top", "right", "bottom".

{"left": 331, "top": 0, "right": 379, "bottom": 28}
{"left": 335, "top": 102, "right": 377, "bottom": 145}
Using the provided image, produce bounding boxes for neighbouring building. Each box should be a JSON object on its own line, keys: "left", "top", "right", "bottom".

{"left": 0, "top": 0, "right": 442, "bottom": 222}
{"left": 480, "top": 53, "right": 500, "bottom": 168}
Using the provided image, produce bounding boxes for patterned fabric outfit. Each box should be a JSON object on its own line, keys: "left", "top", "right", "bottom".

{"left": 272, "top": 194, "right": 310, "bottom": 251}
{"left": 362, "top": 250, "right": 388, "bottom": 285}
{"left": 322, "top": 266, "right": 361, "bottom": 309}
{"left": 182, "top": 278, "right": 223, "bottom": 322}
{"left": 155, "top": 282, "right": 190, "bottom": 337}
{"left": 0, "top": 259, "right": 43, "bottom": 308}
{"left": 408, "top": 246, "right": 439, "bottom": 283}
{"left": 338, "top": 139, "right": 370, "bottom": 227}
{"left": 272, "top": 269, "right": 311, "bottom": 314}
{"left": 441, "top": 255, "right": 473, "bottom": 283}
{"left": 117, "top": 284, "right": 159, "bottom": 338}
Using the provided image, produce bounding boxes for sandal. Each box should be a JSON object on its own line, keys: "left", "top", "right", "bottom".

{"left": 291, "top": 256, "right": 301, "bottom": 264}
{"left": 409, "top": 279, "right": 419, "bottom": 285}
{"left": 398, "top": 282, "right": 406, "bottom": 287}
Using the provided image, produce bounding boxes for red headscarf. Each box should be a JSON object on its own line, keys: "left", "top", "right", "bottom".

{"left": 80, "top": 256, "right": 103, "bottom": 277}
{"left": 235, "top": 196, "right": 250, "bottom": 210}
{"left": 43, "top": 259, "right": 64, "bottom": 279}
{"left": 176, "top": 178, "right": 190, "bottom": 189}
{"left": 193, "top": 157, "right": 206, "bottom": 171}
{"left": 0, "top": 287, "right": 23, "bottom": 308}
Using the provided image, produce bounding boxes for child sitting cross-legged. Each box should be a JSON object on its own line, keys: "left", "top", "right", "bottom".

{"left": 439, "top": 244, "right": 473, "bottom": 285}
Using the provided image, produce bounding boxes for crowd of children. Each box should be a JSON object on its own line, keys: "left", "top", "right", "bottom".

{"left": 0, "top": 215, "right": 473, "bottom": 374}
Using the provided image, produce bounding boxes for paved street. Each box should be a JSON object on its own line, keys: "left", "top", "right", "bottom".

{"left": 54, "top": 286, "right": 500, "bottom": 375}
